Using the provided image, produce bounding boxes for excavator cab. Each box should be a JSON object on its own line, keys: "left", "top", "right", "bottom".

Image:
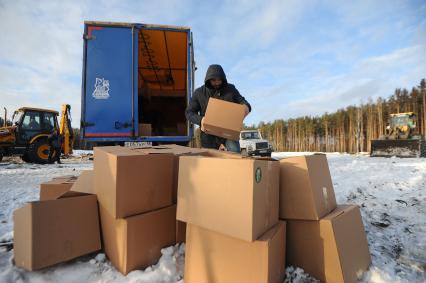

{"left": 0, "top": 105, "right": 73, "bottom": 163}
{"left": 386, "top": 113, "right": 416, "bottom": 139}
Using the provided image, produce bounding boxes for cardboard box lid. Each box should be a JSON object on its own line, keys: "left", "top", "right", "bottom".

{"left": 14, "top": 195, "right": 101, "bottom": 271}
{"left": 134, "top": 144, "right": 208, "bottom": 156}
{"left": 94, "top": 145, "right": 175, "bottom": 157}
{"left": 203, "top": 98, "right": 245, "bottom": 140}
{"left": 177, "top": 155, "right": 279, "bottom": 242}
{"left": 39, "top": 176, "right": 81, "bottom": 201}
{"left": 279, "top": 154, "right": 336, "bottom": 220}
{"left": 70, "top": 170, "right": 94, "bottom": 194}
{"left": 185, "top": 221, "right": 286, "bottom": 283}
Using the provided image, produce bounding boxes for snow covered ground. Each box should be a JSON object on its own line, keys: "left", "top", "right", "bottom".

{"left": 0, "top": 152, "right": 425, "bottom": 282}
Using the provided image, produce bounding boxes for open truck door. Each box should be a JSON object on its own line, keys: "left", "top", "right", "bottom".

{"left": 81, "top": 22, "right": 194, "bottom": 145}
{"left": 81, "top": 25, "right": 137, "bottom": 139}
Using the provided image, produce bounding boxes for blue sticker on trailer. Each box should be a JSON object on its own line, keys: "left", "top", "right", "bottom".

{"left": 83, "top": 26, "right": 135, "bottom": 138}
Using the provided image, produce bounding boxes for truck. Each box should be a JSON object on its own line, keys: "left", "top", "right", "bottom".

{"left": 239, "top": 129, "right": 273, "bottom": 157}
{"left": 80, "top": 21, "right": 195, "bottom": 146}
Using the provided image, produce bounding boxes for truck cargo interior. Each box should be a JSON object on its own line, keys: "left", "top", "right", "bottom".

{"left": 138, "top": 28, "right": 188, "bottom": 137}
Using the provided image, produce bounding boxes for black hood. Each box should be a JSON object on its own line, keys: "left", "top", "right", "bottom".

{"left": 204, "top": 64, "right": 228, "bottom": 88}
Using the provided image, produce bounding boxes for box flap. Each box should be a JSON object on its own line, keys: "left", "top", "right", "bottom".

{"left": 133, "top": 144, "right": 208, "bottom": 156}
{"left": 70, "top": 170, "right": 94, "bottom": 194}
{"left": 39, "top": 176, "right": 77, "bottom": 201}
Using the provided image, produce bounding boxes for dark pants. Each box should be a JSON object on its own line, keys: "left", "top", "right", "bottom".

{"left": 200, "top": 132, "right": 241, "bottom": 153}
{"left": 48, "top": 146, "right": 61, "bottom": 164}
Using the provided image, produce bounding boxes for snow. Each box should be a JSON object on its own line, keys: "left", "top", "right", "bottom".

{"left": 0, "top": 152, "right": 425, "bottom": 282}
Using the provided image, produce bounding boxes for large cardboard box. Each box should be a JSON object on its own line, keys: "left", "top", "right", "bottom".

{"left": 286, "top": 205, "right": 371, "bottom": 283}
{"left": 185, "top": 221, "right": 286, "bottom": 283}
{"left": 39, "top": 176, "right": 77, "bottom": 201}
{"left": 94, "top": 146, "right": 175, "bottom": 218}
{"left": 14, "top": 194, "right": 101, "bottom": 271}
{"left": 177, "top": 155, "right": 279, "bottom": 242}
{"left": 138, "top": 123, "right": 152, "bottom": 136}
{"left": 279, "top": 154, "right": 337, "bottom": 220}
{"left": 99, "top": 204, "right": 176, "bottom": 275}
{"left": 203, "top": 98, "right": 246, "bottom": 141}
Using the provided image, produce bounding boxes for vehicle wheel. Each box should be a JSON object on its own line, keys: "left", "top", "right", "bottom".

{"left": 241, "top": 149, "right": 248, "bottom": 157}
{"left": 28, "top": 140, "right": 50, "bottom": 164}
{"left": 21, "top": 152, "right": 32, "bottom": 163}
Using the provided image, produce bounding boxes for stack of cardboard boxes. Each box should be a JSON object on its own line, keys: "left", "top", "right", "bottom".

{"left": 93, "top": 146, "right": 178, "bottom": 274}
{"left": 13, "top": 144, "right": 211, "bottom": 275}
{"left": 13, "top": 142, "right": 371, "bottom": 281}
{"left": 278, "top": 154, "right": 371, "bottom": 282}
{"left": 177, "top": 153, "right": 287, "bottom": 283}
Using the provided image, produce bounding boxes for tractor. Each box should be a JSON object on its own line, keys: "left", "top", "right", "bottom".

{"left": 0, "top": 104, "right": 74, "bottom": 163}
{"left": 370, "top": 112, "right": 426, "bottom": 157}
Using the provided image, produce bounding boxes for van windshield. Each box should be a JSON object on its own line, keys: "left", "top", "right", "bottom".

{"left": 241, "top": 132, "right": 260, "bottom": 140}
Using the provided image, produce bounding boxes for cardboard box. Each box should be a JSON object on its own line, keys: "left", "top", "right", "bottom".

{"left": 279, "top": 154, "right": 337, "bottom": 220}
{"left": 39, "top": 176, "right": 77, "bottom": 201}
{"left": 14, "top": 194, "right": 101, "bottom": 271}
{"left": 203, "top": 98, "right": 245, "bottom": 141}
{"left": 99, "top": 204, "right": 176, "bottom": 275}
{"left": 177, "top": 155, "right": 279, "bottom": 242}
{"left": 176, "top": 220, "right": 186, "bottom": 243}
{"left": 286, "top": 205, "right": 371, "bottom": 283}
{"left": 185, "top": 221, "right": 286, "bottom": 283}
{"left": 70, "top": 170, "right": 94, "bottom": 194}
{"left": 138, "top": 123, "right": 152, "bottom": 136}
{"left": 94, "top": 146, "right": 175, "bottom": 218}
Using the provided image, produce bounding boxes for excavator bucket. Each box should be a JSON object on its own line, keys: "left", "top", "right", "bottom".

{"left": 370, "top": 139, "right": 426, "bottom": 157}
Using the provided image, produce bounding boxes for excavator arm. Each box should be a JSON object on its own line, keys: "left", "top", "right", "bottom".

{"left": 59, "top": 104, "right": 74, "bottom": 155}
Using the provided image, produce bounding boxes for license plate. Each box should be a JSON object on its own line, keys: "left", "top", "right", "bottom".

{"left": 259, "top": 149, "right": 267, "bottom": 153}
{"left": 124, "top": 141, "right": 152, "bottom": 148}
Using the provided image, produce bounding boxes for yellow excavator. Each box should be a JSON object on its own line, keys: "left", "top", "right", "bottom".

{"left": 0, "top": 104, "right": 74, "bottom": 163}
{"left": 370, "top": 112, "right": 426, "bottom": 157}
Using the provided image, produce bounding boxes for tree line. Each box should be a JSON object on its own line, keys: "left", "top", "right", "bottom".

{"left": 245, "top": 78, "right": 426, "bottom": 153}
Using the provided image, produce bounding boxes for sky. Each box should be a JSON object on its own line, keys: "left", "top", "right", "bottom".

{"left": 0, "top": 0, "right": 425, "bottom": 128}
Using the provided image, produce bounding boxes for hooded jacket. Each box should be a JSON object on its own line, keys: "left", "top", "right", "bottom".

{"left": 185, "top": 64, "right": 251, "bottom": 148}
{"left": 186, "top": 64, "right": 251, "bottom": 125}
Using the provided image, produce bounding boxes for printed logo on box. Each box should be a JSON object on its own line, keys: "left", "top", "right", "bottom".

{"left": 255, "top": 167, "right": 262, "bottom": 183}
{"left": 92, "top": 78, "right": 110, "bottom": 99}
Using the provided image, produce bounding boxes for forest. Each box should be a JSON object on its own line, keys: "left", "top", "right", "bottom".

{"left": 245, "top": 78, "right": 426, "bottom": 153}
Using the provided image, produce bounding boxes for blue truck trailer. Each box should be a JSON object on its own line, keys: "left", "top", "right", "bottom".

{"left": 80, "top": 21, "right": 195, "bottom": 145}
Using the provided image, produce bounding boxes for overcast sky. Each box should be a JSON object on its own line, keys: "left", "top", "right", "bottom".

{"left": 1, "top": 0, "right": 425, "bottom": 127}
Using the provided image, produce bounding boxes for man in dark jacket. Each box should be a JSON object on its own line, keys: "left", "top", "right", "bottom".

{"left": 48, "top": 129, "right": 63, "bottom": 164}
{"left": 186, "top": 64, "right": 251, "bottom": 152}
